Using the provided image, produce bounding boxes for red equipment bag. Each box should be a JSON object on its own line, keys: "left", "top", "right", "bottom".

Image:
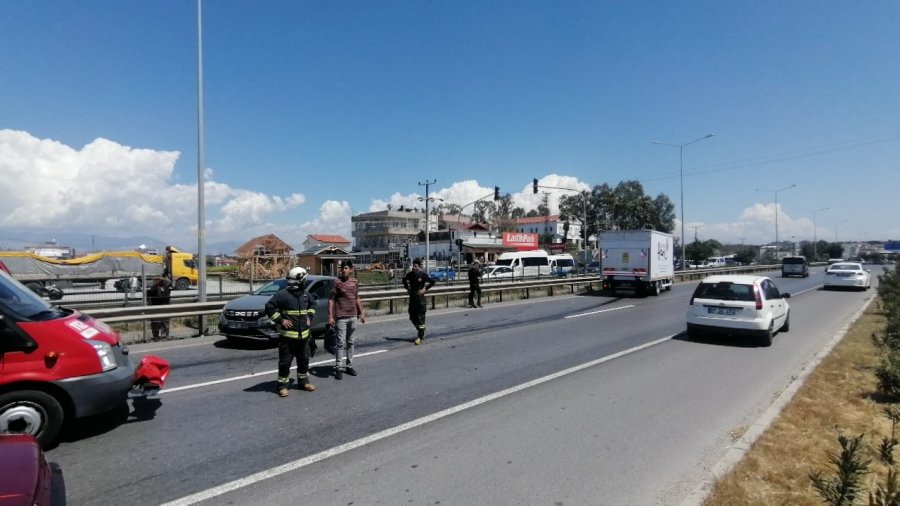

{"left": 131, "top": 354, "right": 171, "bottom": 397}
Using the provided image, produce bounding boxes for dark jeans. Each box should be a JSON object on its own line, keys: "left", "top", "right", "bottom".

{"left": 278, "top": 337, "right": 311, "bottom": 384}
{"left": 468, "top": 284, "right": 481, "bottom": 306}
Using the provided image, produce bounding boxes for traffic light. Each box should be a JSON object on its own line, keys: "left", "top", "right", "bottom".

{"left": 532, "top": 178, "right": 538, "bottom": 194}
{"left": 494, "top": 186, "right": 500, "bottom": 200}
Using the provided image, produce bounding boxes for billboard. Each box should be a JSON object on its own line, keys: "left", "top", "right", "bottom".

{"left": 886, "top": 241, "right": 900, "bottom": 252}
{"left": 502, "top": 232, "right": 539, "bottom": 250}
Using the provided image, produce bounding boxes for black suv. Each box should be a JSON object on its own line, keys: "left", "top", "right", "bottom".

{"left": 781, "top": 256, "right": 809, "bottom": 278}
{"left": 217, "top": 275, "right": 336, "bottom": 340}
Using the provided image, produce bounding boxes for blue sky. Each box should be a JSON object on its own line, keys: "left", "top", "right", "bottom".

{"left": 2, "top": 1, "right": 898, "bottom": 253}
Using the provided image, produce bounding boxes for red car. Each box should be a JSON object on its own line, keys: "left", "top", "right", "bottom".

{"left": 0, "top": 434, "right": 56, "bottom": 505}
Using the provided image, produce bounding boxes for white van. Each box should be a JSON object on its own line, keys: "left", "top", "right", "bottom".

{"left": 495, "top": 250, "right": 550, "bottom": 277}
{"left": 548, "top": 253, "right": 576, "bottom": 276}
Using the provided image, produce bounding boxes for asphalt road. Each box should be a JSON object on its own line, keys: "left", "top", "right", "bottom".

{"left": 45, "top": 265, "right": 883, "bottom": 505}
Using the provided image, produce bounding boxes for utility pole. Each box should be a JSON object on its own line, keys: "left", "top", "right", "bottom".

{"left": 691, "top": 225, "right": 702, "bottom": 242}
{"left": 418, "top": 179, "right": 436, "bottom": 272}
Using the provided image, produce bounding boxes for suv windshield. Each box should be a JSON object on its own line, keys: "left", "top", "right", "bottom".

{"left": 253, "top": 279, "right": 288, "bottom": 296}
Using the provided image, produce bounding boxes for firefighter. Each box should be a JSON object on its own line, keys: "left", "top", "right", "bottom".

{"left": 265, "top": 267, "right": 316, "bottom": 397}
{"left": 402, "top": 258, "right": 435, "bottom": 345}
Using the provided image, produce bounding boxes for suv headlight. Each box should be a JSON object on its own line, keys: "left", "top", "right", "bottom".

{"left": 86, "top": 339, "right": 118, "bottom": 372}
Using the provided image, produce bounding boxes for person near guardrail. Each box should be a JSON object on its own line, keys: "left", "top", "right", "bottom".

{"left": 265, "top": 267, "right": 317, "bottom": 398}
{"left": 467, "top": 260, "right": 483, "bottom": 308}
{"left": 403, "top": 258, "right": 435, "bottom": 345}
{"left": 328, "top": 259, "right": 366, "bottom": 380}
{"left": 147, "top": 276, "right": 172, "bottom": 341}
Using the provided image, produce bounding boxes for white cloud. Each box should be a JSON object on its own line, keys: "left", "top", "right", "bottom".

{"left": 0, "top": 129, "right": 317, "bottom": 247}
{"left": 366, "top": 175, "right": 592, "bottom": 216}
{"left": 1, "top": 129, "right": 870, "bottom": 253}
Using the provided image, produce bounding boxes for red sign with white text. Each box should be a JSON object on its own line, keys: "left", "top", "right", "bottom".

{"left": 503, "top": 232, "right": 539, "bottom": 250}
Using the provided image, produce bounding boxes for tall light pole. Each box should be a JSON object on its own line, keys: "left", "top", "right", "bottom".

{"left": 652, "top": 133, "right": 715, "bottom": 270}
{"left": 811, "top": 207, "right": 830, "bottom": 261}
{"left": 755, "top": 184, "right": 797, "bottom": 257}
{"left": 418, "top": 180, "right": 436, "bottom": 271}
{"left": 196, "top": 0, "right": 207, "bottom": 302}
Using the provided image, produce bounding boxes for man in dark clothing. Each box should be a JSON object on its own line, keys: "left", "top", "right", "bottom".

{"left": 402, "top": 258, "right": 435, "bottom": 345}
{"left": 467, "top": 260, "right": 483, "bottom": 308}
{"left": 265, "top": 267, "right": 316, "bottom": 397}
{"left": 147, "top": 276, "right": 172, "bottom": 340}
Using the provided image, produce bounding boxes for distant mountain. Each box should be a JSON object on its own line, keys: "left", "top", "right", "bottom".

{"left": 0, "top": 228, "right": 244, "bottom": 257}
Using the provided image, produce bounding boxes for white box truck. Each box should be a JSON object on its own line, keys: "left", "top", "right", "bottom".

{"left": 599, "top": 230, "right": 675, "bottom": 296}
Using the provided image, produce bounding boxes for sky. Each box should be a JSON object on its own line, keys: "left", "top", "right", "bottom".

{"left": 2, "top": 1, "right": 899, "bottom": 254}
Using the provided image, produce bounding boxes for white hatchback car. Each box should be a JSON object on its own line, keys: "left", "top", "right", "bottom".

{"left": 482, "top": 265, "right": 515, "bottom": 281}
{"left": 686, "top": 274, "right": 791, "bottom": 347}
{"left": 823, "top": 262, "right": 871, "bottom": 290}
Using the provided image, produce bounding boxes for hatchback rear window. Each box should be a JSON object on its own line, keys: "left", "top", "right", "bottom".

{"left": 694, "top": 282, "right": 755, "bottom": 301}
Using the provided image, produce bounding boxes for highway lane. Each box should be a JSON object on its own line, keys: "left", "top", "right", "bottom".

{"left": 45, "top": 268, "right": 879, "bottom": 504}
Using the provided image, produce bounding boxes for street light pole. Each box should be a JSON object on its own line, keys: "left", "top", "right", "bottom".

{"left": 652, "top": 133, "right": 715, "bottom": 270}
{"left": 418, "top": 179, "right": 437, "bottom": 271}
{"left": 755, "top": 184, "right": 797, "bottom": 257}
{"left": 811, "top": 207, "right": 830, "bottom": 261}
{"left": 196, "top": 0, "right": 207, "bottom": 302}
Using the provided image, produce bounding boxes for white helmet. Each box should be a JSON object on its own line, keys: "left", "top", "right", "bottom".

{"left": 287, "top": 267, "right": 308, "bottom": 282}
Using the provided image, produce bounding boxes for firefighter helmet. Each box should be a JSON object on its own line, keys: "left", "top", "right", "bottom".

{"left": 287, "top": 267, "right": 308, "bottom": 282}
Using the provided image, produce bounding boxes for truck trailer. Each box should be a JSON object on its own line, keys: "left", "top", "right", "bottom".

{"left": 599, "top": 230, "right": 675, "bottom": 296}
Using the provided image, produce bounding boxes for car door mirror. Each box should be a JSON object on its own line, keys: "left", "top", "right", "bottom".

{"left": 782, "top": 293, "right": 791, "bottom": 299}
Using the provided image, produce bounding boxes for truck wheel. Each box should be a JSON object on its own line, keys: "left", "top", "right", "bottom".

{"left": 0, "top": 390, "right": 65, "bottom": 449}
{"left": 174, "top": 277, "right": 190, "bottom": 290}
{"left": 651, "top": 282, "right": 661, "bottom": 297}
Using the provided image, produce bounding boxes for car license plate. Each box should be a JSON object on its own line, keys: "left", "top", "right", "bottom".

{"left": 708, "top": 307, "right": 736, "bottom": 316}
{"left": 229, "top": 321, "right": 248, "bottom": 329}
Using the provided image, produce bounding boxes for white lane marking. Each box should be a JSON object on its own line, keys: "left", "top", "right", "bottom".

{"left": 158, "top": 350, "right": 388, "bottom": 394}
{"left": 790, "top": 285, "right": 822, "bottom": 296}
{"left": 161, "top": 333, "right": 677, "bottom": 506}
{"left": 565, "top": 304, "right": 635, "bottom": 319}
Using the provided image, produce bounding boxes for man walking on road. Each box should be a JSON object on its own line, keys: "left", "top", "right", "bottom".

{"left": 467, "top": 260, "right": 483, "bottom": 308}
{"left": 265, "top": 267, "right": 316, "bottom": 397}
{"left": 403, "top": 258, "right": 435, "bottom": 345}
{"left": 328, "top": 259, "right": 365, "bottom": 380}
{"left": 147, "top": 276, "right": 172, "bottom": 340}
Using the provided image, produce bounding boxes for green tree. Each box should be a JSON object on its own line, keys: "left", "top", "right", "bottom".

{"left": 825, "top": 243, "right": 845, "bottom": 259}
{"left": 733, "top": 246, "right": 758, "bottom": 266}
{"left": 686, "top": 239, "right": 723, "bottom": 264}
{"left": 492, "top": 194, "right": 518, "bottom": 232}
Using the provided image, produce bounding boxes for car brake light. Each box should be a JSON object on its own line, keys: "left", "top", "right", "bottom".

{"left": 753, "top": 284, "right": 763, "bottom": 310}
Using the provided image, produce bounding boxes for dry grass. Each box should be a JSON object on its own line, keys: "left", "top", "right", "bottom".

{"left": 705, "top": 300, "right": 893, "bottom": 505}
